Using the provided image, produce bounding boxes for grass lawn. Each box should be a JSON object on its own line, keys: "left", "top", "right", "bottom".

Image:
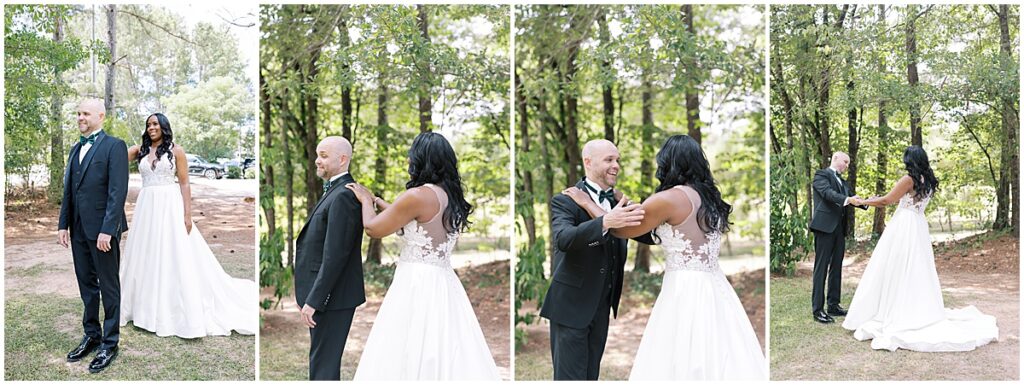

{"left": 5, "top": 294, "right": 255, "bottom": 380}
{"left": 769, "top": 274, "right": 1012, "bottom": 381}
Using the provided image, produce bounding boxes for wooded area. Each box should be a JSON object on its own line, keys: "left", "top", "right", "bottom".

{"left": 514, "top": 5, "right": 765, "bottom": 344}
{"left": 259, "top": 5, "right": 510, "bottom": 305}
{"left": 5, "top": 4, "right": 256, "bottom": 201}
{"left": 769, "top": 5, "right": 1019, "bottom": 274}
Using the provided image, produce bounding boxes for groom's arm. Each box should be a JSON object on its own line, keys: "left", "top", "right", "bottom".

{"left": 305, "top": 192, "right": 360, "bottom": 310}
{"left": 100, "top": 140, "right": 129, "bottom": 236}
{"left": 811, "top": 171, "right": 848, "bottom": 208}
{"left": 551, "top": 194, "right": 606, "bottom": 252}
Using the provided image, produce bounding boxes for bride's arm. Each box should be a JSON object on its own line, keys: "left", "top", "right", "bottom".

{"left": 610, "top": 191, "right": 679, "bottom": 239}
{"left": 127, "top": 145, "right": 139, "bottom": 163}
{"left": 172, "top": 145, "right": 193, "bottom": 233}
{"left": 864, "top": 175, "right": 914, "bottom": 207}
{"left": 346, "top": 183, "right": 431, "bottom": 239}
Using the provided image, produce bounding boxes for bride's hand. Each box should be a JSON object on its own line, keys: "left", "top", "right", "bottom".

{"left": 345, "top": 183, "right": 374, "bottom": 204}
{"left": 562, "top": 187, "right": 590, "bottom": 207}
{"left": 185, "top": 217, "right": 193, "bottom": 234}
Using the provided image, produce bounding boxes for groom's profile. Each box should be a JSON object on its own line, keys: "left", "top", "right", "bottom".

{"left": 540, "top": 139, "right": 653, "bottom": 380}
{"left": 293, "top": 136, "right": 365, "bottom": 380}
{"left": 57, "top": 98, "right": 129, "bottom": 373}
{"left": 808, "top": 151, "right": 866, "bottom": 324}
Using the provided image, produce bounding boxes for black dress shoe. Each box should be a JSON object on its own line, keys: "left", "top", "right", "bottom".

{"left": 828, "top": 305, "right": 848, "bottom": 317}
{"left": 88, "top": 346, "right": 118, "bottom": 373}
{"left": 66, "top": 336, "right": 100, "bottom": 362}
{"left": 813, "top": 310, "right": 835, "bottom": 324}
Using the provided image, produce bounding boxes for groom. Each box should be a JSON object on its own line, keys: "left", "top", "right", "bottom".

{"left": 57, "top": 98, "right": 129, "bottom": 373}
{"left": 294, "top": 136, "right": 365, "bottom": 381}
{"left": 541, "top": 139, "right": 653, "bottom": 381}
{"left": 809, "top": 151, "right": 866, "bottom": 324}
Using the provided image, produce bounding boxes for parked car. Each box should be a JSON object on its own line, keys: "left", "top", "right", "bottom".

{"left": 186, "top": 154, "right": 225, "bottom": 179}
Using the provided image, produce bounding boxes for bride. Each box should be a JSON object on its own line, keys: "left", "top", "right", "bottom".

{"left": 345, "top": 132, "right": 500, "bottom": 380}
{"left": 841, "top": 145, "right": 998, "bottom": 352}
{"left": 563, "top": 135, "right": 765, "bottom": 380}
{"left": 120, "top": 113, "right": 257, "bottom": 338}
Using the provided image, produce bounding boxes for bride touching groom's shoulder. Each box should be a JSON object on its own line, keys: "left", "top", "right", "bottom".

{"left": 542, "top": 136, "right": 765, "bottom": 381}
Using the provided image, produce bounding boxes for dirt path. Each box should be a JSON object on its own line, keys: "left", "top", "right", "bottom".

{"left": 771, "top": 232, "right": 1018, "bottom": 380}
{"left": 259, "top": 259, "right": 511, "bottom": 380}
{"left": 515, "top": 268, "right": 766, "bottom": 380}
{"left": 4, "top": 178, "right": 257, "bottom": 380}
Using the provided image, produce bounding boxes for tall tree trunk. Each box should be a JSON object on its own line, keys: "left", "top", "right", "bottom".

{"left": 367, "top": 74, "right": 388, "bottom": 265}
{"left": 516, "top": 71, "right": 536, "bottom": 247}
{"left": 771, "top": 44, "right": 798, "bottom": 213}
{"left": 598, "top": 7, "right": 615, "bottom": 142}
{"left": 104, "top": 5, "right": 116, "bottom": 117}
{"left": 259, "top": 67, "right": 275, "bottom": 235}
{"left": 682, "top": 4, "right": 701, "bottom": 143}
{"left": 303, "top": 22, "right": 324, "bottom": 215}
{"left": 48, "top": 9, "right": 65, "bottom": 203}
{"left": 634, "top": 76, "right": 654, "bottom": 273}
{"left": 872, "top": 5, "right": 889, "bottom": 236}
{"left": 416, "top": 5, "right": 432, "bottom": 133}
{"left": 281, "top": 91, "right": 295, "bottom": 268}
{"left": 339, "top": 10, "right": 353, "bottom": 139}
{"left": 905, "top": 5, "right": 922, "bottom": 147}
{"left": 563, "top": 12, "right": 583, "bottom": 185}
{"left": 994, "top": 4, "right": 1017, "bottom": 231}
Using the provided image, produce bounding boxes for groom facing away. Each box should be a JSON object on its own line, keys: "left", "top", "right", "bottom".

{"left": 809, "top": 151, "right": 867, "bottom": 324}
{"left": 540, "top": 139, "right": 653, "bottom": 380}
{"left": 57, "top": 98, "right": 129, "bottom": 373}
{"left": 293, "top": 136, "right": 366, "bottom": 380}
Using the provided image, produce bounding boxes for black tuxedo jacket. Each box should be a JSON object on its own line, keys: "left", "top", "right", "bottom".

{"left": 294, "top": 173, "right": 366, "bottom": 311}
{"left": 58, "top": 131, "right": 129, "bottom": 240}
{"left": 809, "top": 168, "right": 856, "bottom": 235}
{"left": 540, "top": 179, "right": 655, "bottom": 329}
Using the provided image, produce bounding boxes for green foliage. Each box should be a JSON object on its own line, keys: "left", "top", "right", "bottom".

{"left": 259, "top": 229, "right": 291, "bottom": 310}
{"left": 771, "top": 5, "right": 1018, "bottom": 247}
{"left": 514, "top": 239, "right": 548, "bottom": 348}
{"left": 164, "top": 76, "right": 255, "bottom": 161}
{"left": 227, "top": 165, "right": 242, "bottom": 179}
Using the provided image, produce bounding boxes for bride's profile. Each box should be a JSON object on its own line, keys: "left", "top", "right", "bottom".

{"left": 120, "top": 113, "right": 256, "bottom": 338}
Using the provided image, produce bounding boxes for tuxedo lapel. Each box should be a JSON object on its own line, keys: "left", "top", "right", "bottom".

{"left": 75, "top": 132, "right": 106, "bottom": 188}
{"left": 302, "top": 174, "right": 355, "bottom": 229}
{"left": 65, "top": 143, "right": 82, "bottom": 190}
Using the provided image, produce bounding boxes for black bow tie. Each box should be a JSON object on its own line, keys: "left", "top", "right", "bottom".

{"left": 80, "top": 133, "right": 98, "bottom": 145}
{"left": 584, "top": 182, "right": 615, "bottom": 204}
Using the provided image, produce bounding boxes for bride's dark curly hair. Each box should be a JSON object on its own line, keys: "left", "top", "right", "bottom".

{"left": 654, "top": 134, "right": 732, "bottom": 234}
{"left": 406, "top": 132, "right": 473, "bottom": 234}
{"left": 138, "top": 113, "right": 174, "bottom": 168}
{"left": 903, "top": 145, "right": 939, "bottom": 199}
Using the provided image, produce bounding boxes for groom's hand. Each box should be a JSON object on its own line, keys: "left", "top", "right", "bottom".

{"left": 300, "top": 304, "right": 318, "bottom": 328}
{"left": 96, "top": 233, "right": 112, "bottom": 252}
{"left": 58, "top": 229, "right": 69, "bottom": 248}
{"left": 603, "top": 196, "right": 644, "bottom": 231}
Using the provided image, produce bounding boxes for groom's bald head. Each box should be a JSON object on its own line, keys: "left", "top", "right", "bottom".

{"left": 831, "top": 151, "right": 850, "bottom": 173}
{"left": 315, "top": 136, "right": 353, "bottom": 180}
{"left": 76, "top": 98, "right": 105, "bottom": 135}
{"left": 582, "top": 139, "right": 620, "bottom": 189}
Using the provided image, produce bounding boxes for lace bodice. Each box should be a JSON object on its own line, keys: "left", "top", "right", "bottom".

{"left": 140, "top": 153, "right": 177, "bottom": 187}
{"left": 896, "top": 192, "right": 931, "bottom": 215}
{"left": 397, "top": 184, "right": 458, "bottom": 269}
{"left": 655, "top": 186, "right": 722, "bottom": 273}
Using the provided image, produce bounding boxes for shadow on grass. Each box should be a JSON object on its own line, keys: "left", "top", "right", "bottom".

{"left": 5, "top": 294, "right": 255, "bottom": 380}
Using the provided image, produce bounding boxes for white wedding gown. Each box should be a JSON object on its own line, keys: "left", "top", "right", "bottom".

{"left": 119, "top": 153, "right": 257, "bottom": 338}
{"left": 354, "top": 184, "right": 499, "bottom": 380}
{"left": 842, "top": 192, "right": 998, "bottom": 352}
{"left": 629, "top": 185, "right": 766, "bottom": 380}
